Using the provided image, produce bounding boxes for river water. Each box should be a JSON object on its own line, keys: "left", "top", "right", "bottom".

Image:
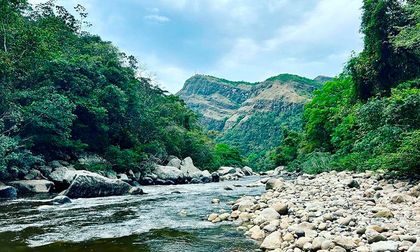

{"left": 0, "top": 176, "right": 264, "bottom": 252}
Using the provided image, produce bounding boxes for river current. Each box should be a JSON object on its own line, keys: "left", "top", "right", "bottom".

{"left": 0, "top": 176, "right": 264, "bottom": 252}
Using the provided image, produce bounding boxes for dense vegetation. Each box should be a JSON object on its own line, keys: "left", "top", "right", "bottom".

{"left": 272, "top": 0, "right": 419, "bottom": 175}
{"left": 0, "top": 0, "right": 243, "bottom": 180}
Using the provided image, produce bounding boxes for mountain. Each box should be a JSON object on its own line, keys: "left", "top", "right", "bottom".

{"left": 177, "top": 74, "right": 327, "bottom": 156}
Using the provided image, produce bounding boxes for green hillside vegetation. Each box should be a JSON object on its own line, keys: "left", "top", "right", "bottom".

{"left": 0, "top": 1, "right": 241, "bottom": 180}
{"left": 265, "top": 74, "right": 322, "bottom": 88}
{"left": 272, "top": 0, "right": 420, "bottom": 175}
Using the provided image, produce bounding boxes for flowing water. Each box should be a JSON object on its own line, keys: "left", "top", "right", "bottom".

{"left": 0, "top": 176, "right": 264, "bottom": 252}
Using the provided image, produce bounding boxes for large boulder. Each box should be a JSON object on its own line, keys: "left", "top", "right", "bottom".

{"left": 8, "top": 180, "right": 54, "bottom": 194}
{"left": 0, "top": 185, "right": 17, "bottom": 199}
{"left": 235, "top": 168, "right": 245, "bottom": 178}
{"left": 242, "top": 166, "right": 254, "bottom": 176}
{"left": 218, "top": 166, "right": 236, "bottom": 176}
{"left": 154, "top": 165, "right": 184, "bottom": 182}
{"left": 167, "top": 157, "right": 182, "bottom": 169}
{"left": 201, "top": 170, "right": 212, "bottom": 183}
{"left": 63, "top": 172, "right": 131, "bottom": 198}
{"left": 211, "top": 172, "right": 220, "bottom": 182}
{"left": 48, "top": 167, "right": 79, "bottom": 190}
{"left": 180, "top": 157, "right": 202, "bottom": 179}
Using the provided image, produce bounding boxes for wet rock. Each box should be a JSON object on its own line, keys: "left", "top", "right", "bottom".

{"left": 0, "top": 185, "right": 17, "bottom": 199}
{"left": 208, "top": 213, "right": 218, "bottom": 221}
{"left": 190, "top": 178, "right": 202, "bottom": 184}
{"left": 219, "top": 213, "right": 230, "bottom": 221}
{"left": 200, "top": 170, "right": 212, "bottom": 183}
{"left": 224, "top": 186, "right": 234, "bottom": 191}
{"left": 139, "top": 176, "right": 154, "bottom": 185}
{"left": 51, "top": 195, "right": 72, "bottom": 204}
{"left": 63, "top": 173, "right": 131, "bottom": 198}
{"left": 211, "top": 198, "right": 220, "bottom": 204}
{"left": 128, "top": 187, "right": 144, "bottom": 195}
{"left": 211, "top": 172, "right": 220, "bottom": 182}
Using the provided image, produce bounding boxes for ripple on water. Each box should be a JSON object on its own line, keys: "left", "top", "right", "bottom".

{"left": 0, "top": 176, "right": 264, "bottom": 251}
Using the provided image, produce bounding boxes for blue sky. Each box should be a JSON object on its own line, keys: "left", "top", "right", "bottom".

{"left": 29, "top": 0, "right": 364, "bottom": 93}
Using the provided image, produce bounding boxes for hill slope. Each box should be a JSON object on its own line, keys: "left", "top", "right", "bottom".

{"left": 178, "top": 74, "right": 326, "bottom": 157}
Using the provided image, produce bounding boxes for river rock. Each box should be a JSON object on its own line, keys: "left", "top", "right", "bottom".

{"left": 129, "top": 187, "right": 144, "bottom": 195}
{"left": 167, "top": 157, "right": 182, "bottom": 168}
{"left": 63, "top": 173, "right": 131, "bottom": 198}
{"left": 8, "top": 180, "right": 54, "bottom": 194}
{"left": 217, "top": 167, "right": 236, "bottom": 176}
{"left": 51, "top": 195, "right": 72, "bottom": 204}
{"left": 261, "top": 231, "right": 282, "bottom": 250}
{"left": 371, "top": 241, "right": 399, "bottom": 252}
{"left": 242, "top": 166, "right": 253, "bottom": 176}
{"left": 180, "top": 157, "right": 202, "bottom": 179}
{"left": 0, "top": 185, "right": 17, "bottom": 199}
{"left": 254, "top": 207, "right": 280, "bottom": 224}
{"left": 246, "top": 225, "right": 265, "bottom": 240}
{"left": 140, "top": 176, "right": 154, "bottom": 185}
{"left": 374, "top": 208, "right": 394, "bottom": 218}
{"left": 153, "top": 165, "right": 184, "bottom": 182}
{"left": 200, "top": 170, "right": 212, "bottom": 183}
{"left": 266, "top": 178, "right": 283, "bottom": 190}
{"left": 270, "top": 201, "right": 288, "bottom": 215}
{"left": 211, "top": 172, "right": 220, "bottom": 182}
{"left": 334, "top": 236, "right": 356, "bottom": 250}
{"left": 48, "top": 166, "right": 80, "bottom": 190}
{"left": 117, "top": 173, "right": 130, "bottom": 182}
{"left": 208, "top": 213, "right": 218, "bottom": 221}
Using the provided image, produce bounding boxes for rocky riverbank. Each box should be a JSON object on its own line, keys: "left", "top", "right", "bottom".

{"left": 0, "top": 156, "right": 255, "bottom": 200}
{"left": 208, "top": 170, "right": 420, "bottom": 252}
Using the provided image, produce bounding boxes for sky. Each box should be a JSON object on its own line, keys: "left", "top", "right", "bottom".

{"left": 28, "top": 0, "right": 364, "bottom": 93}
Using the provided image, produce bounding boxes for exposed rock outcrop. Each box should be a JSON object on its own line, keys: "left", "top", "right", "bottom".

{"left": 63, "top": 172, "right": 132, "bottom": 198}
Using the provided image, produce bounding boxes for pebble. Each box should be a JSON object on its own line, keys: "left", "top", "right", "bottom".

{"left": 206, "top": 170, "right": 419, "bottom": 251}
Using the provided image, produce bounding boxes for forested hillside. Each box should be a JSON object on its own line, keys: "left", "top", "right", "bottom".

{"left": 178, "top": 74, "right": 325, "bottom": 170}
{"left": 0, "top": 1, "right": 231, "bottom": 180}
{"left": 272, "top": 0, "right": 420, "bottom": 175}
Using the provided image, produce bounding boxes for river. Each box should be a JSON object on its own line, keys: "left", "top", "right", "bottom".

{"left": 0, "top": 176, "right": 264, "bottom": 252}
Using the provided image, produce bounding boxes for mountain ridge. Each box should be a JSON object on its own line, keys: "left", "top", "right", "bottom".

{"left": 178, "top": 73, "right": 330, "bottom": 159}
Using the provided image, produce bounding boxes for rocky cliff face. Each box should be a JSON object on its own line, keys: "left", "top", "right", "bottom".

{"left": 177, "top": 74, "right": 326, "bottom": 154}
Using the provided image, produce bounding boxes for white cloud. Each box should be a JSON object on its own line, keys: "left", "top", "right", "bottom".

{"left": 144, "top": 14, "right": 171, "bottom": 23}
